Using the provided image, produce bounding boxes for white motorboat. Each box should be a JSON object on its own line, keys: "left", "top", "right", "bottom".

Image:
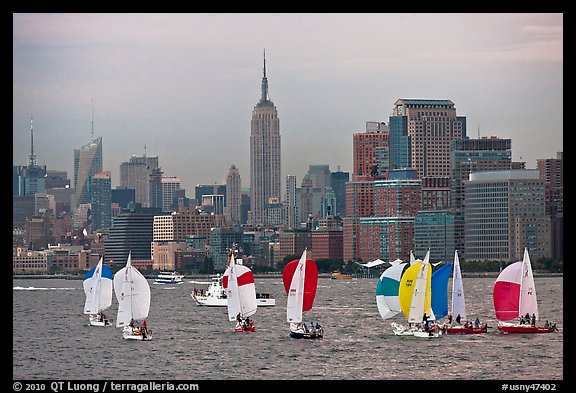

{"left": 190, "top": 274, "right": 275, "bottom": 307}
{"left": 155, "top": 271, "right": 185, "bottom": 284}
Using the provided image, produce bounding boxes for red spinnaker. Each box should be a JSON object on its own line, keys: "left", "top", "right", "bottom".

{"left": 282, "top": 258, "right": 318, "bottom": 313}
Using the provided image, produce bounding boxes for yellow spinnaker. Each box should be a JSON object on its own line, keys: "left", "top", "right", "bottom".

{"left": 398, "top": 261, "right": 433, "bottom": 322}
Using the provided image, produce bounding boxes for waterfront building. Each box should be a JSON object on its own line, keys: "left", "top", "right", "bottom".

{"left": 353, "top": 121, "right": 389, "bottom": 181}
{"left": 537, "top": 152, "right": 563, "bottom": 217}
{"left": 152, "top": 241, "right": 187, "bottom": 271}
{"left": 209, "top": 226, "right": 244, "bottom": 271}
{"left": 450, "top": 136, "right": 513, "bottom": 255}
{"left": 358, "top": 175, "right": 421, "bottom": 262}
{"left": 310, "top": 224, "right": 343, "bottom": 260}
{"left": 343, "top": 180, "right": 374, "bottom": 262}
{"left": 13, "top": 248, "right": 48, "bottom": 273}
{"left": 451, "top": 136, "right": 512, "bottom": 213}
{"left": 391, "top": 99, "right": 466, "bottom": 179}
{"left": 537, "top": 152, "right": 563, "bottom": 261}
{"left": 105, "top": 212, "right": 155, "bottom": 265}
{"left": 250, "top": 51, "right": 281, "bottom": 226}
{"left": 153, "top": 207, "right": 226, "bottom": 245}
{"left": 278, "top": 228, "right": 311, "bottom": 263}
{"left": 413, "top": 210, "right": 458, "bottom": 263}
{"left": 464, "top": 169, "right": 551, "bottom": 262}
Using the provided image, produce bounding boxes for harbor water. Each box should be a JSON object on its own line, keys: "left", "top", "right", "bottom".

{"left": 13, "top": 276, "right": 563, "bottom": 381}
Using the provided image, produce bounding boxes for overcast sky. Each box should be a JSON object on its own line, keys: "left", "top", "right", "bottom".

{"left": 13, "top": 13, "right": 563, "bottom": 194}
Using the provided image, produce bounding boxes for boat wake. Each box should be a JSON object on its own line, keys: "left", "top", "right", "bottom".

{"left": 13, "top": 286, "right": 76, "bottom": 291}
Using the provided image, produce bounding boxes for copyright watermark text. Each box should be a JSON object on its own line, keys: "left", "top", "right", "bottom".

{"left": 502, "top": 384, "right": 557, "bottom": 392}
{"left": 13, "top": 381, "right": 200, "bottom": 392}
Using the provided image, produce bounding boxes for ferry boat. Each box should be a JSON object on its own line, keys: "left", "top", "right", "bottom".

{"left": 154, "top": 271, "right": 185, "bottom": 284}
{"left": 190, "top": 274, "right": 275, "bottom": 307}
{"left": 330, "top": 271, "right": 354, "bottom": 280}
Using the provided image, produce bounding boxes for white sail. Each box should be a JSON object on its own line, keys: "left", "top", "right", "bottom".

{"left": 114, "top": 252, "right": 151, "bottom": 328}
{"left": 286, "top": 249, "right": 307, "bottom": 324}
{"left": 224, "top": 253, "right": 257, "bottom": 321}
{"left": 450, "top": 250, "right": 467, "bottom": 321}
{"left": 407, "top": 250, "right": 434, "bottom": 323}
{"left": 519, "top": 248, "right": 539, "bottom": 320}
{"left": 224, "top": 255, "right": 241, "bottom": 321}
{"left": 83, "top": 257, "right": 113, "bottom": 315}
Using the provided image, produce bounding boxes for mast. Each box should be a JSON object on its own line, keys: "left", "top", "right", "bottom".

{"left": 28, "top": 115, "right": 36, "bottom": 167}
{"left": 91, "top": 98, "right": 94, "bottom": 141}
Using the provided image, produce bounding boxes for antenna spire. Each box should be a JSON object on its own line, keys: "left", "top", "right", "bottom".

{"left": 91, "top": 98, "right": 94, "bottom": 140}
{"left": 29, "top": 114, "right": 36, "bottom": 167}
{"left": 260, "top": 49, "right": 269, "bottom": 103}
{"left": 263, "top": 49, "right": 267, "bottom": 78}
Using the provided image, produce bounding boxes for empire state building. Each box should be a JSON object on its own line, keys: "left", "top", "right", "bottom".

{"left": 249, "top": 51, "right": 281, "bottom": 226}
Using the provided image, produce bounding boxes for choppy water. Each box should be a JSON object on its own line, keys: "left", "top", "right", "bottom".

{"left": 13, "top": 276, "right": 563, "bottom": 381}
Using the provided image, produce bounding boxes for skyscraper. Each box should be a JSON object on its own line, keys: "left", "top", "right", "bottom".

{"left": 225, "top": 164, "right": 242, "bottom": 225}
{"left": 285, "top": 174, "right": 298, "bottom": 229}
{"left": 15, "top": 117, "right": 47, "bottom": 196}
{"left": 250, "top": 50, "right": 281, "bottom": 226}
{"left": 119, "top": 153, "right": 159, "bottom": 207}
{"left": 73, "top": 136, "right": 103, "bottom": 208}
{"left": 90, "top": 171, "right": 112, "bottom": 230}
{"left": 353, "top": 121, "right": 389, "bottom": 180}
{"left": 390, "top": 99, "right": 466, "bottom": 178}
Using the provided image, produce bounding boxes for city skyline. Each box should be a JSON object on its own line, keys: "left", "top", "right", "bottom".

{"left": 13, "top": 13, "right": 563, "bottom": 194}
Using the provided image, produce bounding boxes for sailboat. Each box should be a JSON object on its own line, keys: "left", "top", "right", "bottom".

{"left": 376, "top": 259, "right": 408, "bottom": 320}
{"left": 395, "top": 250, "right": 442, "bottom": 338}
{"left": 282, "top": 249, "right": 323, "bottom": 339}
{"left": 222, "top": 251, "right": 257, "bottom": 332}
{"left": 439, "top": 250, "right": 487, "bottom": 334}
{"left": 83, "top": 257, "right": 113, "bottom": 326}
{"left": 493, "top": 248, "right": 557, "bottom": 334}
{"left": 114, "top": 252, "right": 153, "bottom": 340}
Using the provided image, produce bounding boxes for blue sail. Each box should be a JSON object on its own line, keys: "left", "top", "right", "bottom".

{"left": 431, "top": 263, "right": 453, "bottom": 320}
{"left": 83, "top": 265, "right": 113, "bottom": 281}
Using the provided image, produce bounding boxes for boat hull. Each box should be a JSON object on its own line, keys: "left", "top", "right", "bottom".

{"left": 154, "top": 280, "right": 183, "bottom": 285}
{"left": 391, "top": 322, "right": 417, "bottom": 336}
{"left": 234, "top": 324, "right": 256, "bottom": 332}
{"left": 497, "top": 323, "right": 556, "bottom": 334}
{"left": 88, "top": 315, "right": 112, "bottom": 327}
{"left": 122, "top": 327, "right": 153, "bottom": 340}
{"left": 413, "top": 330, "right": 442, "bottom": 338}
{"left": 289, "top": 330, "right": 323, "bottom": 339}
{"left": 445, "top": 326, "right": 488, "bottom": 335}
{"left": 391, "top": 322, "right": 442, "bottom": 337}
{"left": 89, "top": 319, "right": 111, "bottom": 327}
{"left": 191, "top": 294, "right": 275, "bottom": 307}
{"left": 289, "top": 324, "right": 323, "bottom": 339}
